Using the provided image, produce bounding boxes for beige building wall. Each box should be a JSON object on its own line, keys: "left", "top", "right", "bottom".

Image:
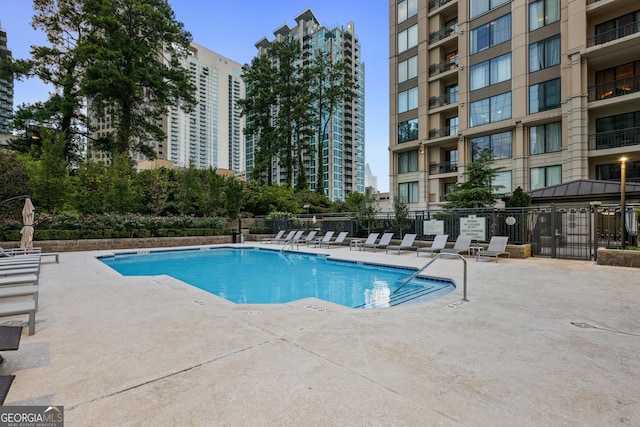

{"left": 389, "top": 0, "right": 640, "bottom": 210}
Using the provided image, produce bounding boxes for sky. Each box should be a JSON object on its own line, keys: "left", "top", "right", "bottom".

{"left": 1, "top": 0, "right": 390, "bottom": 191}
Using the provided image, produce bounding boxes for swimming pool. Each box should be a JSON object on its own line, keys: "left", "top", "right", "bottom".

{"left": 99, "top": 247, "right": 455, "bottom": 308}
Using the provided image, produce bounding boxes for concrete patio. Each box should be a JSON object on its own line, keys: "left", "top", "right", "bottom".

{"left": 1, "top": 243, "right": 639, "bottom": 426}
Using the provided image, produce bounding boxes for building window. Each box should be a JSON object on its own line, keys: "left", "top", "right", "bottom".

{"left": 398, "top": 150, "right": 419, "bottom": 174}
{"left": 446, "top": 116, "right": 459, "bottom": 136}
{"left": 529, "top": 0, "right": 560, "bottom": 31}
{"left": 493, "top": 170, "right": 512, "bottom": 195}
{"left": 530, "top": 78, "right": 560, "bottom": 113}
{"left": 398, "top": 55, "right": 418, "bottom": 83}
{"left": 470, "top": 0, "right": 509, "bottom": 19}
{"left": 470, "top": 14, "right": 511, "bottom": 55}
{"left": 471, "top": 131, "right": 512, "bottom": 161}
{"left": 445, "top": 84, "right": 459, "bottom": 103}
{"left": 530, "top": 165, "right": 562, "bottom": 190}
{"left": 398, "top": 87, "right": 419, "bottom": 113}
{"left": 595, "top": 60, "right": 640, "bottom": 100}
{"left": 469, "top": 92, "right": 512, "bottom": 127}
{"left": 529, "top": 36, "right": 560, "bottom": 72}
{"left": 397, "top": 0, "right": 418, "bottom": 24}
{"left": 596, "top": 161, "right": 640, "bottom": 181}
{"left": 595, "top": 111, "right": 640, "bottom": 149}
{"left": 530, "top": 122, "right": 562, "bottom": 154}
{"left": 398, "top": 24, "right": 418, "bottom": 53}
{"left": 470, "top": 53, "right": 511, "bottom": 90}
{"left": 595, "top": 10, "right": 640, "bottom": 44}
{"left": 398, "top": 181, "right": 419, "bottom": 203}
{"left": 398, "top": 118, "right": 419, "bottom": 143}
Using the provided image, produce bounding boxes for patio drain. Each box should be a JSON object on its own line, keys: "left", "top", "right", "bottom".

{"left": 305, "top": 304, "right": 326, "bottom": 312}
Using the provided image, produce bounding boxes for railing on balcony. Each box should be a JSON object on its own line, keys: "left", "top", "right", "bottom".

{"left": 428, "top": 125, "right": 459, "bottom": 140}
{"left": 587, "top": 20, "right": 640, "bottom": 47}
{"left": 428, "top": 0, "right": 455, "bottom": 11}
{"left": 429, "top": 161, "right": 458, "bottom": 175}
{"left": 429, "top": 24, "right": 458, "bottom": 44}
{"left": 588, "top": 127, "right": 640, "bottom": 150}
{"left": 429, "top": 56, "right": 458, "bottom": 77}
{"left": 588, "top": 75, "right": 640, "bottom": 101}
{"left": 428, "top": 92, "right": 459, "bottom": 109}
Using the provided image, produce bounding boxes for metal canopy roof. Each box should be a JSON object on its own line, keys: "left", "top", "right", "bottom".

{"left": 528, "top": 179, "right": 640, "bottom": 203}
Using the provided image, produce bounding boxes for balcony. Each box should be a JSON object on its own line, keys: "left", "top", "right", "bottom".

{"left": 428, "top": 125, "right": 458, "bottom": 140}
{"left": 429, "top": 161, "right": 458, "bottom": 175}
{"left": 429, "top": 56, "right": 458, "bottom": 77}
{"left": 428, "top": 92, "right": 459, "bottom": 110}
{"left": 589, "top": 127, "right": 640, "bottom": 150}
{"left": 588, "top": 75, "right": 640, "bottom": 101}
{"left": 587, "top": 20, "right": 640, "bottom": 47}
{"left": 428, "top": 0, "right": 455, "bottom": 11}
{"left": 429, "top": 25, "right": 458, "bottom": 44}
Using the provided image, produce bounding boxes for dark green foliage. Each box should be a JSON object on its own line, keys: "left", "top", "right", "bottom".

{"left": 26, "top": 130, "right": 69, "bottom": 212}
{"left": 444, "top": 150, "right": 505, "bottom": 208}
{"left": 0, "top": 151, "right": 31, "bottom": 218}
{"left": 506, "top": 187, "right": 532, "bottom": 207}
{"left": 393, "top": 197, "right": 411, "bottom": 237}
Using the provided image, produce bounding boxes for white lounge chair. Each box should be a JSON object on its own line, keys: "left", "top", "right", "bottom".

{"left": 320, "top": 231, "right": 349, "bottom": 248}
{"left": 261, "top": 230, "right": 285, "bottom": 244}
{"left": 274, "top": 230, "right": 296, "bottom": 244}
{"left": 282, "top": 230, "right": 304, "bottom": 244}
{"left": 352, "top": 233, "right": 379, "bottom": 251}
{"left": 308, "top": 231, "right": 334, "bottom": 247}
{"left": 477, "top": 236, "right": 511, "bottom": 263}
{"left": 363, "top": 232, "right": 394, "bottom": 251}
{"left": 440, "top": 235, "right": 472, "bottom": 256}
{"left": 293, "top": 230, "right": 317, "bottom": 245}
{"left": 386, "top": 233, "right": 417, "bottom": 254}
{"left": 417, "top": 234, "right": 449, "bottom": 257}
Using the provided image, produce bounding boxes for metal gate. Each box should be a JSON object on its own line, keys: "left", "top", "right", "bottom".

{"left": 530, "top": 205, "right": 593, "bottom": 260}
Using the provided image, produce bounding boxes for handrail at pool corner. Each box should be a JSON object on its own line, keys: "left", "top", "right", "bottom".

{"left": 392, "top": 252, "right": 468, "bottom": 302}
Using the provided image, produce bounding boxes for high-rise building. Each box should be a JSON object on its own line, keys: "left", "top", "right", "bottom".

{"left": 0, "top": 23, "right": 13, "bottom": 139}
{"left": 389, "top": 0, "right": 640, "bottom": 209}
{"left": 248, "top": 9, "right": 365, "bottom": 202}
{"left": 90, "top": 42, "right": 245, "bottom": 174}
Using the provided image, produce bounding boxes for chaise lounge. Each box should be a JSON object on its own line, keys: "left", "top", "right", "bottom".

{"left": 477, "top": 236, "right": 511, "bottom": 262}
{"left": 416, "top": 234, "right": 449, "bottom": 257}
{"left": 386, "top": 233, "right": 417, "bottom": 254}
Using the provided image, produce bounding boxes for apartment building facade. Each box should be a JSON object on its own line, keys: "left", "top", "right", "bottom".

{"left": 389, "top": 0, "right": 640, "bottom": 209}
{"left": 0, "top": 25, "right": 13, "bottom": 140}
{"left": 91, "top": 42, "right": 245, "bottom": 174}
{"left": 248, "top": 9, "right": 365, "bottom": 202}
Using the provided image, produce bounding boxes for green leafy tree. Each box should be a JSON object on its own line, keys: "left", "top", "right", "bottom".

{"left": 105, "top": 153, "right": 139, "bottom": 213}
{"left": 200, "top": 168, "right": 225, "bottom": 217}
{"left": 27, "top": 130, "right": 69, "bottom": 212}
{"left": 222, "top": 177, "right": 244, "bottom": 220}
{"left": 176, "top": 164, "right": 203, "bottom": 215}
{"left": 81, "top": 0, "right": 196, "bottom": 158}
{"left": 346, "top": 191, "right": 379, "bottom": 234}
{"left": 72, "top": 159, "right": 108, "bottom": 214}
{"left": 506, "top": 186, "right": 532, "bottom": 207}
{"left": 444, "top": 151, "right": 505, "bottom": 208}
{"left": 135, "top": 168, "right": 169, "bottom": 215}
{"left": 0, "top": 151, "right": 31, "bottom": 218}
{"left": 393, "top": 196, "right": 411, "bottom": 238}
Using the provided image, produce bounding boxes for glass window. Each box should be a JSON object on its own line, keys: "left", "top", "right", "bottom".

{"left": 399, "top": 87, "right": 419, "bottom": 113}
{"left": 530, "top": 122, "right": 562, "bottom": 154}
{"left": 470, "top": 53, "right": 511, "bottom": 90}
{"left": 529, "top": 0, "right": 560, "bottom": 31}
{"left": 529, "top": 36, "right": 560, "bottom": 72}
{"left": 398, "top": 150, "right": 419, "bottom": 174}
{"left": 398, "top": 118, "right": 419, "bottom": 143}
{"left": 493, "top": 170, "right": 512, "bottom": 195}
{"left": 471, "top": 131, "right": 512, "bottom": 161}
{"left": 398, "top": 25, "right": 419, "bottom": 53}
{"left": 472, "top": 92, "right": 512, "bottom": 127}
{"left": 530, "top": 78, "right": 560, "bottom": 113}
{"left": 470, "top": 14, "right": 511, "bottom": 54}
{"left": 470, "top": 98, "right": 490, "bottom": 127}
{"left": 398, "top": 181, "right": 419, "bottom": 203}
{"left": 398, "top": 56, "right": 418, "bottom": 83}
{"left": 397, "top": 0, "right": 417, "bottom": 24}
{"left": 530, "top": 165, "right": 562, "bottom": 190}
{"left": 470, "top": 0, "right": 509, "bottom": 19}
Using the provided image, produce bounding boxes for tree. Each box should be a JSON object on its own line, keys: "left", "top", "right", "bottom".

{"left": 307, "top": 49, "right": 357, "bottom": 196}
{"left": 444, "top": 150, "right": 505, "bottom": 208}
{"left": 0, "top": 151, "right": 31, "bottom": 218}
{"left": 105, "top": 153, "right": 140, "bottom": 213}
{"left": 506, "top": 187, "right": 532, "bottom": 207}
{"left": 222, "top": 177, "right": 244, "bottom": 220}
{"left": 81, "top": 0, "right": 196, "bottom": 158}
{"left": 393, "top": 196, "right": 411, "bottom": 238}
{"left": 346, "top": 191, "right": 379, "bottom": 234}
{"left": 135, "top": 168, "right": 169, "bottom": 215}
{"left": 72, "top": 159, "right": 108, "bottom": 214}
{"left": 27, "top": 130, "right": 69, "bottom": 212}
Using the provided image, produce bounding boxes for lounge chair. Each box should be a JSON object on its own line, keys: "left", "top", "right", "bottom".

{"left": 363, "top": 232, "right": 394, "bottom": 251}
{"left": 320, "top": 231, "right": 349, "bottom": 248}
{"left": 351, "top": 233, "right": 379, "bottom": 251}
{"left": 0, "top": 247, "right": 59, "bottom": 263}
{"left": 293, "top": 230, "right": 317, "bottom": 245}
{"left": 386, "top": 233, "right": 417, "bottom": 254}
{"left": 282, "top": 230, "right": 304, "bottom": 244}
{"left": 261, "top": 230, "right": 285, "bottom": 244}
{"left": 440, "top": 235, "right": 472, "bottom": 256}
{"left": 274, "top": 230, "right": 296, "bottom": 244}
{"left": 308, "top": 231, "right": 334, "bottom": 247}
{"left": 477, "top": 236, "right": 511, "bottom": 263}
{"left": 416, "top": 234, "right": 449, "bottom": 257}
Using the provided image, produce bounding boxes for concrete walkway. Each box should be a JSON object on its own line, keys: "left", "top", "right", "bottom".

{"left": 1, "top": 243, "right": 639, "bottom": 426}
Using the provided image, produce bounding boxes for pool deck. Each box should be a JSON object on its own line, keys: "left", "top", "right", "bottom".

{"left": 2, "top": 243, "right": 639, "bottom": 426}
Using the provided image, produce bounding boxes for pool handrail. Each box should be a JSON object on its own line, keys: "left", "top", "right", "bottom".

{"left": 392, "top": 252, "right": 468, "bottom": 301}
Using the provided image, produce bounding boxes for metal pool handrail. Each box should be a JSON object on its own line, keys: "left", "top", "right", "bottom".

{"left": 392, "top": 253, "right": 468, "bottom": 301}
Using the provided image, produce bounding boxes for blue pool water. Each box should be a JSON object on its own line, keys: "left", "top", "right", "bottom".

{"left": 99, "top": 247, "right": 455, "bottom": 308}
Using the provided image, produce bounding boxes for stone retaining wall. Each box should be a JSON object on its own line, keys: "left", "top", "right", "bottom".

{"left": 596, "top": 248, "right": 640, "bottom": 268}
